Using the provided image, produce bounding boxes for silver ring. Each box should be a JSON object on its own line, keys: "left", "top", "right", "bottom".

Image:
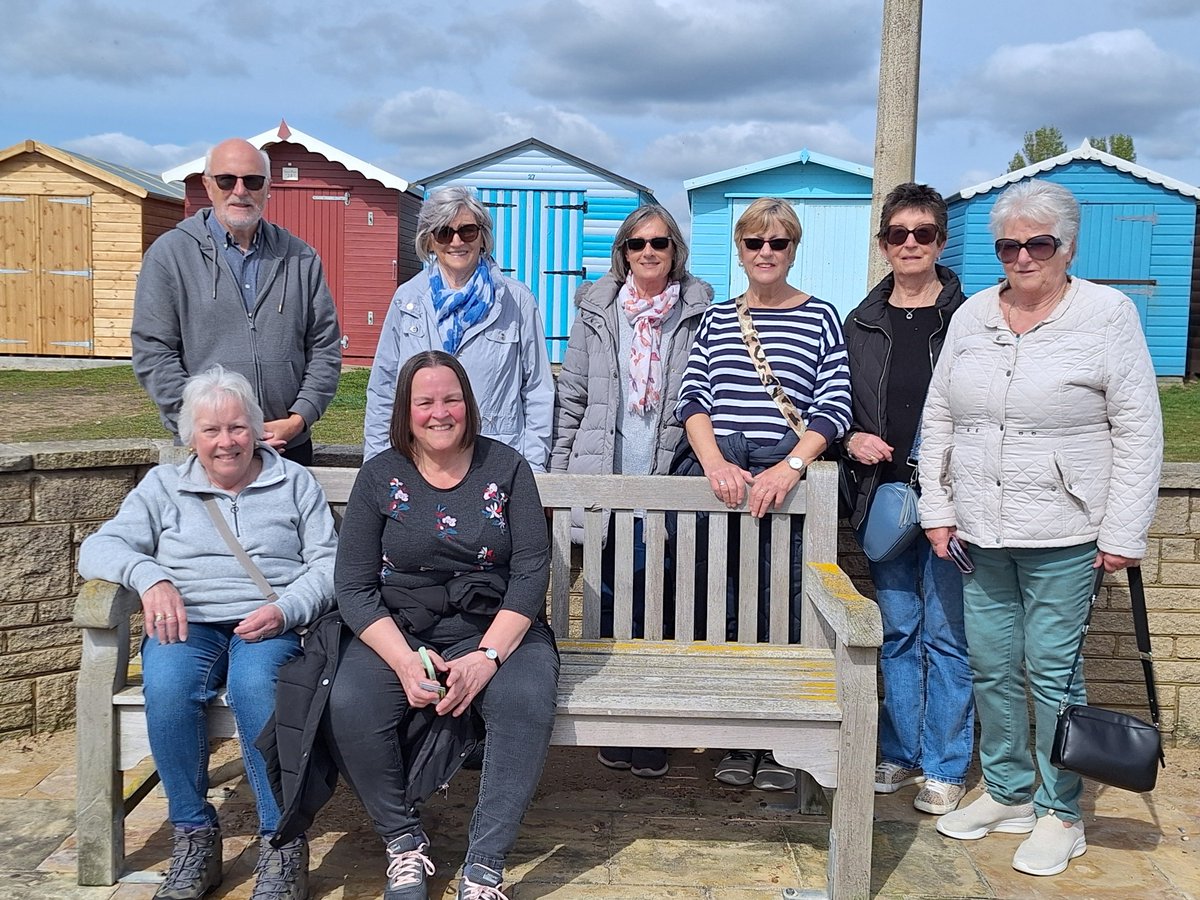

{"left": 718, "top": 480, "right": 727, "bottom": 486}
{"left": 154, "top": 614, "right": 165, "bottom": 622}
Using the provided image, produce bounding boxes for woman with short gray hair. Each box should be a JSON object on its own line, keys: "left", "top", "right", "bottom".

{"left": 920, "top": 179, "right": 1162, "bottom": 877}
{"left": 79, "top": 366, "right": 337, "bottom": 900}
{"left": 364, "top": 187, "right": 554, "bottom": 470}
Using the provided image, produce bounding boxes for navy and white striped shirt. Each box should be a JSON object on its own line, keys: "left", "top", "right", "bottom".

{"left": 676, "top": 297, "right": 852, "bottom": 444}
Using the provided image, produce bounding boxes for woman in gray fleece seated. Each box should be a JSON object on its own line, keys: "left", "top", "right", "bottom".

{"left": 78, "top": 366, "right": 337, "bottom": 900}
{"left": 328, "top": 349, "right": 556, "bottom": 900}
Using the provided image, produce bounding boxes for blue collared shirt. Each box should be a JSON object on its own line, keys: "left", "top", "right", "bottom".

{"left": 206, "top": 211, "right": 263, "bottom": 312}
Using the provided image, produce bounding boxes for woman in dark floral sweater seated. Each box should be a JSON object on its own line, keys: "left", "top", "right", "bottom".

{"left": 328, "top": 350, "right": 557, "bottom": 900}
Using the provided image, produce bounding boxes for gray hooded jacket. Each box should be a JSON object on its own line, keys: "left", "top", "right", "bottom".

{"left": 131, "top": 209, "right": 342, "bottom": 448}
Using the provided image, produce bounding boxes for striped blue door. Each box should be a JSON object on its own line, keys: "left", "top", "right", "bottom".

{"left": 729, "top": 198, "right": 870, "bottom": 319}
{"left": 480, "top": 189, "right": 585, "bottom": 363}
{"left": 1073, "top": 203, "right": 1154, "bottom": 329}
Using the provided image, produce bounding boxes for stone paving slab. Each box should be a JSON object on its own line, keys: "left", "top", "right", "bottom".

{"left": 2, "top": 731, "right": 1199, "bottom": 899}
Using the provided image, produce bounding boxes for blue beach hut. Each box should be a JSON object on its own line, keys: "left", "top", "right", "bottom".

{"left": 685, "top": 148, "right": 875, "bottom": 320}
{"left": 420, "top": 138, "right": 656, "bottom": 363}
{"left": 944, "top": 141, "right": 1200, "bottom": 378}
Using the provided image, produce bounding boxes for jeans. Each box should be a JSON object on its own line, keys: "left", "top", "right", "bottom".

{"left": 141, "top": 622, "right": 301, "bottom": 833}
{"left": 870, "top": 539, "right": 974, "bottom": 784}
{"left": 962, "top": 542, "right": 1095, "bottom": 821}
{"left": 326, "top": 619, "right": 559, "bottom": 873}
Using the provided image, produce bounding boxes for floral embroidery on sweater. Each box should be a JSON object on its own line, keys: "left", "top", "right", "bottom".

{"left": 386, "top": 478, "right": 410, "bottom": 520}
{"left": 435, "top": 505, "right": 458, "bottom": 539}
{"left": 482, "top": 482, "right": 508, "bottom": 530}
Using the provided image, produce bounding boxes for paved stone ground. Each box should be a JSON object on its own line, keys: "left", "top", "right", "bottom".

{"left": 2, "top": 729, "right": 1198, "bottom": 899}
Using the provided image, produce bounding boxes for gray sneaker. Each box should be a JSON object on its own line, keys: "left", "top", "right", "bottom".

{"left": 250, "top": 835, "right": 309, "bottom": 900}
{"left": 753, "top": 751, "right": 797, "bottom": 791}
{"left": 384, "top": 831, "right": 434, "bottom": 900}
{"left": 715, "top": 749, "right": 760, "bottom": 786}
{"left": 155, "top": 825, "right": 222, "bottom": 900}
{"left": 874, "top": 761, "right": 925, "bottom": 794}
{"left": 457, "top": 862, "right": 508, "bottom": 900}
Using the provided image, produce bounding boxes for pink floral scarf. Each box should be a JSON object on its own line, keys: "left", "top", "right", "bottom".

{"left": 619, "top": 277, "right": 680, "bottom": 414}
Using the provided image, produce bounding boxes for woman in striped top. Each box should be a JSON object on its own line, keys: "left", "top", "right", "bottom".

{"left": 674, "top": 197, "right": 852, "bottom": 790}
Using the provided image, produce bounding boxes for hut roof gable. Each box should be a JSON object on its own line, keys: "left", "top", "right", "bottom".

{"left": 0, "top": 139, "right": 184, "bottom": 200}
{"left": 684, "top": 148, "right": 873, "bottom": 190}
{"left": 949, "top": 140, "right": 1200, "bottom": 202}
{"left": 419, "top": 137, "right": 653, "bottom": 195}
{"left": 160, "top": 120, "right": 414, "bottom": 193}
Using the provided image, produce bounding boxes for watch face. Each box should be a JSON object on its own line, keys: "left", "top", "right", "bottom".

{"left": 788, "top": 456, "right": 804, "bottom": 470}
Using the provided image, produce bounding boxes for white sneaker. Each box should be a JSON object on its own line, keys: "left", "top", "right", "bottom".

{"left": 913, "top": 779, "right": 966, "bottom": 815}
{"left": 1012, "top": 813, "right": 1087, "bottom": 876}
{"left": 936, "top": 793, "right": 1036, "bottom": 840}
{"left": 874, "top": 761, "right": 925, "bottom": 794}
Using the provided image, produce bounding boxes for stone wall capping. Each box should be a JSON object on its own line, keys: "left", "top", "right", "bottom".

{"left": 19, "top": 439, "right": 168, "bottom": 471}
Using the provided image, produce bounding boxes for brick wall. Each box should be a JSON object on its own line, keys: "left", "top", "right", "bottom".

{"left": 1, "top": 441, "right": 1198, "bottom": 748}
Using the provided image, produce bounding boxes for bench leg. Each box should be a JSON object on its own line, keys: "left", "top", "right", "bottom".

{"left": 76, "top": 630, "right": 125, "bottom": 885}
{"left": 827, "top": 643, "right": 877, "bottom": 900}
{"left": 798, "top": 770, "right": 825, "bottom": 816}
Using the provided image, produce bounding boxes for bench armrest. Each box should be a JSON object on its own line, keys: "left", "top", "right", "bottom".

{"left": 73, "top": 579, "right": 141, "bottom": 630}
{"left": 804, "top": 562, "right": 883, "bottom": 649}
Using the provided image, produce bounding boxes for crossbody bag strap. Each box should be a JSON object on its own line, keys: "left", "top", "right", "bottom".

{"left": 1128, "top": 566, "right": 1163, "bottom": 730}
{"left": 202, "top": 496, "right": 280, "bottom": 603}
{"left": 732, "top": 292, "right": 807, "bottom": 441}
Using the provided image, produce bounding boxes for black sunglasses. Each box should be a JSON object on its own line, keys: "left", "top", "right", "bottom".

{"left": 882, "top": 224, "right": 941, "bottom": 246}
{"left": 994, "top": 234, "right": 1062, "bottom": 264}
{"left": 210, "top": 173, "right": 267, "bottom": 191}
{"left": 625, "top": 236, "right": 672, "bottom": 252}
{"left": 433, "top": 224, "right": 482, "bottom": 245}
{"left": 742, "top": 237, "right": 792, "bottom": 251}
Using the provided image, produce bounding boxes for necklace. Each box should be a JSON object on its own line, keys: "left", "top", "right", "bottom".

{"left": 891, "top": 279, "right": 940, "bottom": 319}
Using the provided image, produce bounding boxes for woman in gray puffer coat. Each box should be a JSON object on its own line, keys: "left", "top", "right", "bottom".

{"left": 550, "top": 204, "right": 712, "bottom": 778}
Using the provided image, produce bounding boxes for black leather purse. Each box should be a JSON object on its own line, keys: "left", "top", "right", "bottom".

{"left": 1050, "top": 566, "right": 1166, "bottom": 793}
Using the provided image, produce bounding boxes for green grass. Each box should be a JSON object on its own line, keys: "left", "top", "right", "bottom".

{"left": 2, "top": 365, "right": 1199, "bottom": 460}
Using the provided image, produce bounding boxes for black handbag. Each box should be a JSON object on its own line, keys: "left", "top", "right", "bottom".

{"left": 1050, "top": 566, "right": 1166, "bottom": 793}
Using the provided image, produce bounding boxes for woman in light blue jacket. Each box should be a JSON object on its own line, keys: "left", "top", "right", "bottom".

{"left": 363, "top": 187, "right": 554, "bottom": 469}
{"left": 78, "top": 366, "right": 337, "bottom": 900}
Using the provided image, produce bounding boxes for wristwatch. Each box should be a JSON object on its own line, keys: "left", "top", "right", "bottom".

{"left": 479, "top": 646, "right": 501, "bottom": 666}
{"left": 786, "top": 456, "right": 808, "bottom": 473}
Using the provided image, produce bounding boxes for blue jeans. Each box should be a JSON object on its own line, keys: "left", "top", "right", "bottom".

{"left": 870, "top": 540, "right": 974, "bottom": 784}
{"left": 141, "top": 622, "right": 301, "bottom": 833}
{"left": 962, "top": 542, "right": 1095, "bottom": 821}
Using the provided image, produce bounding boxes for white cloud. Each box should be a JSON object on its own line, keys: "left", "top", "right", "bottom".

{"left": 59, "top": 133, "right": 209, "bottom": 176}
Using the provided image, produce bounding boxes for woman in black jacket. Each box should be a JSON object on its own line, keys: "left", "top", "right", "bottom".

{"left": 843, "top": 183, "right": 973, "bottom": 817}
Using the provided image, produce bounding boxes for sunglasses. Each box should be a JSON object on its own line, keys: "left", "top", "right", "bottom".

{"left": 946, "top": 535, "right": 975, "bottom": 575}
{"left": 742, "top": 237, "right": 793, "bottom": 252}
{"left": 625, "top": 236, "right": 672, "bottom": 252}
{"left": 882, "top": 224, "right": 941, "bottom": 246}
{"left": 994, "top": 234, "right": 1062, "bottom": 264}
{"left": 210, "top": 173, "right": 267, "bottom": 191}
{"left": 433, "top": 223, "right": 482, "bottom": 245}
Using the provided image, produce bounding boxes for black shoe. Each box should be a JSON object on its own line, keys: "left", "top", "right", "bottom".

{"left": 384, "top": 831, "right": 434, "bottom": 900}
{"left": 461, "top": 739, "right": 485, "bottom": 771}
{"left": 155, "top": 825, "right": 222, "bottom": 899}
{"left": 250, "top": 835, "right": 309, "bottom": 900}
{"left": 596, "top": 746, "right": 633, "bottom": 770}
{"left": 457, "top": 861, "right": 507, "bottom": 899}
{"left": 631, "top": 748, "right": 669, "bottom": 778}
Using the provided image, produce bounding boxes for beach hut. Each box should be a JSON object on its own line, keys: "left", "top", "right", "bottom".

{"left": 163, "top": 121, "right": 423, "bottom": 364}
{"left": 420, "top": 138, "right": 656, "bottom": 363}
{"left": 0, "top": 140, "right": 184, "bottom": 357}
{"left": 944, "top": 141, "right": 1200, "bottom": 378}
{"left": 685, "top": 148, "right": 875, "bottom": 319}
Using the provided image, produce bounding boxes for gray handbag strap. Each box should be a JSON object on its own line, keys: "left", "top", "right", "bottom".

{"left": 202, "top": 496, "right": 279, "bottom": 603}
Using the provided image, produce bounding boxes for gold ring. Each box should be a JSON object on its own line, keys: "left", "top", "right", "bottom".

{"left": 154, "top": 614, "right": 165, "bottom": 622}
{"left": 165, "top": 615, "right": 177, "bottom": 621}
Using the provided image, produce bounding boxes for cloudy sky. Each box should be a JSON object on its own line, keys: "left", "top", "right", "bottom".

{"left": 3, "top": 0, "right": 1198, "bottom": 227}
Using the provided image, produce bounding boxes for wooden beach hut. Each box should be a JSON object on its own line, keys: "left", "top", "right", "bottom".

{"left": 944, "top": 141, "right": 1200, "bottom": 378}
{"left": 420, "top": 138, "right": 656, "bottom": 363}
{"left": 0, "top": 140, "right": 184, "bottom": 357}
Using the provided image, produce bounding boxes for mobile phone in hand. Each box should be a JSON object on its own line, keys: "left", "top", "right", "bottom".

{"left": 946, "top": 535, "right": 974, "bottom": 574}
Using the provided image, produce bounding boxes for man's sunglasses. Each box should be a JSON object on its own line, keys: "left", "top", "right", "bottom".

{"left": 433, "top": 224, "right": 481, "bottom": 245}
{"left": 625, "top": 236, "right": 672, "bottom": 252}
{"left": 742, "top": 237, "right": 792, "bottom": 251}
{"left": 994, "top": 235, "right": 1062, "bottom": 264}
{"left": 882, "top": 224, "right": 941, "bottom": 246}
{"left": 210, "top": 174, "right": 267, "bottom": 191}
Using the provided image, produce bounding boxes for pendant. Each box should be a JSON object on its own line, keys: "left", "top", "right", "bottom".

{"left": 905, "top": 308, "right": 914, "bottom": 320}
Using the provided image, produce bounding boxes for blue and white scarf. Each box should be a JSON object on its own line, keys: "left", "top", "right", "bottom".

{"left": 429, "top": 259, "right": 495, "bottom": 354}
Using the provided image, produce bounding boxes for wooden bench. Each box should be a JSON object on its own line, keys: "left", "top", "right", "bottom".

{"left": 74, "top": 461, "right": 882, "bottom": 899}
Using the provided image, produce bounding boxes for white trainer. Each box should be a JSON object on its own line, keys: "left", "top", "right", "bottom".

{"left": 1012, "top": 813, "right": 1087, "bottom": 876}
{"left": 936, "top": 792, "right": 1036, "bottom": 840}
